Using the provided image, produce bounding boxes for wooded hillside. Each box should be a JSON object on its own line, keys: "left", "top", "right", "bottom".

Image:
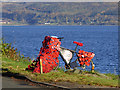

{"left": 1, "top": 2, "right": 118, "bottom": 25}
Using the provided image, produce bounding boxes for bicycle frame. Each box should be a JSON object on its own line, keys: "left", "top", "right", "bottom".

{"left": 59, "top": 46, "right": 75, "bottom": 69}
{"left": 58, "top": 39, "right": 95, "bottom": 71}
{"left": 59, "top": 44, "right": 82, "bottom": 69}
{"left": 27, "top": 36, "right": 95, "bottom": 73}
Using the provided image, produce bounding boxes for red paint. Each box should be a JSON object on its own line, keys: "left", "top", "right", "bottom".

{"left": 27, "top": 36, "right": 61, "bottom": 73}
{"left": 77, "top": 50, "right": 95, "bottom": 66}
{"left": 73, "top": 41, "right": 83, "bottom": 46}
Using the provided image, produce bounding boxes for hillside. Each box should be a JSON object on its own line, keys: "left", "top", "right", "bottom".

{"left": 1, "top": 2, "right": 118, "bottom": 25}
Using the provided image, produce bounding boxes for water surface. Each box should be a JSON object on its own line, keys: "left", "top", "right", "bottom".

{"left": 2, "top": 25, "right": 118, "bottom": 74}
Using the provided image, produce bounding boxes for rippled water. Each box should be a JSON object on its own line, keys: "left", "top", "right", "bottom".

{"left": 2, "top": 25, "right": 118, "bottom": 74}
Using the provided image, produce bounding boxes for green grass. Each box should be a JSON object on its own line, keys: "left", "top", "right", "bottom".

{"left": 1, "top": 42, "right": 119, "bottom": 88}
{"left": 2, "top": 56, "right": 119, "bottom": 87}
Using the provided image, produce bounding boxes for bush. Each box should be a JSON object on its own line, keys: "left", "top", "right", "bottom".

{"left": 2, "top": 42, "right": 31, "bottom": 62}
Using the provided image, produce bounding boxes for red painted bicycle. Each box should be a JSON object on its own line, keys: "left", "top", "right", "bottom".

{"left": 58, "top": 37, "right": 95, "bottom": 71}
{"left": 27, "top": 36, "right": 95, "bottom": 73}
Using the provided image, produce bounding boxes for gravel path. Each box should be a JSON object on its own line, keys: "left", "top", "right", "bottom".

{"left": 1, "top": 73, "right": 118, "bottom": 89}
{"left": 1, "top": 75, "right": 61, "bottom": 89}
{"left": 2, "top": 76, "right": 39, "bottom": 88}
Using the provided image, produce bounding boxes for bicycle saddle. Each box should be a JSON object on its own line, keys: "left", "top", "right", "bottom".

{"left": 73, "top": 41, "right": 83, "bottom": 46}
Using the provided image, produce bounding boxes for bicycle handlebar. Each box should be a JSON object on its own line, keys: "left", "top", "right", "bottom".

{"left": 51, "top": 36, "right": 64, "bottom": 41}
{"left": 58, "top": 37, "right": 64, "bottom": 40}
{"left": 57, "top": 37, "right": 64, "bottom": 41}
{"left": 73, "top": 41, "right": 83, "bottom": 46}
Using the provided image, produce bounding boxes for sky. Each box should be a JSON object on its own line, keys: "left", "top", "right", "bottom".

{"left": 0, "top": 0, "right": 119, "bottom": 2}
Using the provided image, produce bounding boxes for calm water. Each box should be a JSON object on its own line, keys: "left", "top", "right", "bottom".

{"left": 2, "top": 25, "right": 118, "bottom": 74}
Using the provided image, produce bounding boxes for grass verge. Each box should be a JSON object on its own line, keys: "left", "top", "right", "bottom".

{"left": 1, "top": 42, "right": 119, "bottom": 88}
{"left": 2, "top": 56, "right": 119, "bottom": 88}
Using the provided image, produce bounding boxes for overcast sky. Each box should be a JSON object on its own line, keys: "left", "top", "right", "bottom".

{"left": 0, "top": 0, "right": 119, "bottom": 2}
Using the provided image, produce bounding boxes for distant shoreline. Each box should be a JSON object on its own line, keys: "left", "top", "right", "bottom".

{"left": 1, "top": 24, "right": 118, "bottom": 26}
